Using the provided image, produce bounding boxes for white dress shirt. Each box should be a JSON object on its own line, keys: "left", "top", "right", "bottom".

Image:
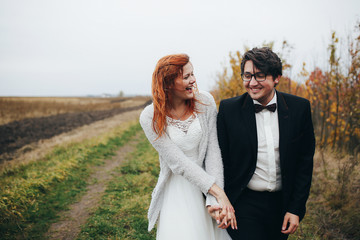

{"left": 247, "top": 92, "right": 282, "bottom": 192}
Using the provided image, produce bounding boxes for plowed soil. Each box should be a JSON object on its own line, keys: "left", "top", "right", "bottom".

{"left": 0, "top": 100, "right": 151, "bottom": 160}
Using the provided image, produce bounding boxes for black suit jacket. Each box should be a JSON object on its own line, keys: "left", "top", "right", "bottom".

{"left": 217, "top": 91, "right": 315, "bottom": 220}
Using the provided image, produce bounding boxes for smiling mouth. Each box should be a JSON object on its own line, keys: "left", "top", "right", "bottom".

{"left": 186, "top": 86, "right": 193, "bottom": 91}
{"left": 250, "top": 87, "right": 262, "bottom": 93}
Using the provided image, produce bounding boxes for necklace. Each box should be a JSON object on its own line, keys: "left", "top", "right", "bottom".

{"left": 170, "top": 107, "right": 187, "bottom": 120}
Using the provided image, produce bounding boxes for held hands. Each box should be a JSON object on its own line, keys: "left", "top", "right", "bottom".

{"left": 207, "top": 205, "right": 237, "bottom": 230}
{"left": 207, "top": 184, "right": 237, "bottom": 230}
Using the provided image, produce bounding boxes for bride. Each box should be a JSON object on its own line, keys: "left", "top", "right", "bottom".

{"left": 140, "top": 54, "right": 235, "bottom": 239}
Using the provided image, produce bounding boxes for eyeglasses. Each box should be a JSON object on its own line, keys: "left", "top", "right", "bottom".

{"left": 241, "top": 72, "right": 267, "bottom": 82}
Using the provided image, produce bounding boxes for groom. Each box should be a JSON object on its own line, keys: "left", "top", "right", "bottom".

{"left": 213, "top": 47, "right": 315, "bottom": 239}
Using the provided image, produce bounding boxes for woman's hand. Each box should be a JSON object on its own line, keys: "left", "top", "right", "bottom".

{"left": 208, "top": 184, "right": 238, "bottom": 230}
{"left": 207, "top": 205, "right": 221, "bottom": 224}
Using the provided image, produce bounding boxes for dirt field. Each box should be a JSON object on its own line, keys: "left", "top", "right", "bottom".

{"left": 0, "top": 97, "right": 151, "bottom": 163}
{"left": 0, "top": 96, "right": 150, "bottom": 125}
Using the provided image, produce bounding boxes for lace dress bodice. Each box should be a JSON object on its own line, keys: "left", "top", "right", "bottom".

{"left": 166, "top": 114, "right": 202, "bottom": 164}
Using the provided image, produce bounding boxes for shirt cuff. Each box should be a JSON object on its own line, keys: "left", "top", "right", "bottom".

{"left": 205, "top": 193, "right": 220, "bottom": 207}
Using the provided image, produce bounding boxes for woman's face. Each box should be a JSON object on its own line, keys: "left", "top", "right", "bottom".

{"left": 169, "top": 62, "right": 196, "bottom": 103}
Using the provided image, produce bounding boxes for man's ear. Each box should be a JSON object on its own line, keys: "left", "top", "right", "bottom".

{"left": 274, "top": 75, "right": 281, "bottom": 84}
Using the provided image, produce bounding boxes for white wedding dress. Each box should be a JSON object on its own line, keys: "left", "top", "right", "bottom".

{"left": 156, "top": 115, "right": 231, "bottom": 240}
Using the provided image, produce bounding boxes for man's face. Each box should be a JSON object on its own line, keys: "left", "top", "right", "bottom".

{"left": 243, "top": 60, "right": 279, "bottom": 105}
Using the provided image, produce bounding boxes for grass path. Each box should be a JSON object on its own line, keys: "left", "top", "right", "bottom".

{"left": 0, "top": 122, "right": 143, "bottom": 239}
{"left": 46, "top": 133, "right": 142, "bottom": 240}
{"left": 76, "top": 130, "right": 158, "bottom": 240}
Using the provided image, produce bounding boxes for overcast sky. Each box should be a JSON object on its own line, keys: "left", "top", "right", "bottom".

{"left": 0, "top": 0, "right": 359, "bottom": 97}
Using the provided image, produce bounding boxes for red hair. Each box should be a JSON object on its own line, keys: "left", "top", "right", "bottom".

{"left": 152, "top": 54, "right": 199, "bottom": 138}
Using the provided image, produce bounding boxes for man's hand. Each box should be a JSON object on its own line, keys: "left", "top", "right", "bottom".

{"left": 281, "top": 212, "right": 299, "bottom": 234}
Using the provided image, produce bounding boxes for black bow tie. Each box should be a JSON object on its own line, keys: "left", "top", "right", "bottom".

{"left": 254, "top": 103, "right": 277, "bottom": 113}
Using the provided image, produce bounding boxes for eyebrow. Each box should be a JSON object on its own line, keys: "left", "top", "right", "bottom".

{"left": 244, "top": 71, "right": 263, "bottom": 73}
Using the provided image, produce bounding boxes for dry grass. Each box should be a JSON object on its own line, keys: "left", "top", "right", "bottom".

{"left": 0, "top": 96, "right": 150, "bottom": 125}
{"left": 298, "top": 148, "right": 360, "bottom": 239}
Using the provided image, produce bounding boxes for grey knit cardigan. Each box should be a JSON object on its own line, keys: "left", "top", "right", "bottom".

{"left": 139, "top": 90, "right": 224, "bottom": 231}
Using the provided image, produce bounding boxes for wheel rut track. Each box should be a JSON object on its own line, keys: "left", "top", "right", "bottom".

{"left": 45, "top": 133, "right": 141, "bottom": 240}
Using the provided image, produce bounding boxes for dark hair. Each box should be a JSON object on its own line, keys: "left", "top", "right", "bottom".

{"left": 240, "top": 47, "right": 282, "bottom": 80}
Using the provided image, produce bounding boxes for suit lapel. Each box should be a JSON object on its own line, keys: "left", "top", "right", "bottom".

{"left": 277, "top": 91, "right": 290, "bottom": 169}
{"left": 240, "top": 94, "right": 258, "bottom": 156}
